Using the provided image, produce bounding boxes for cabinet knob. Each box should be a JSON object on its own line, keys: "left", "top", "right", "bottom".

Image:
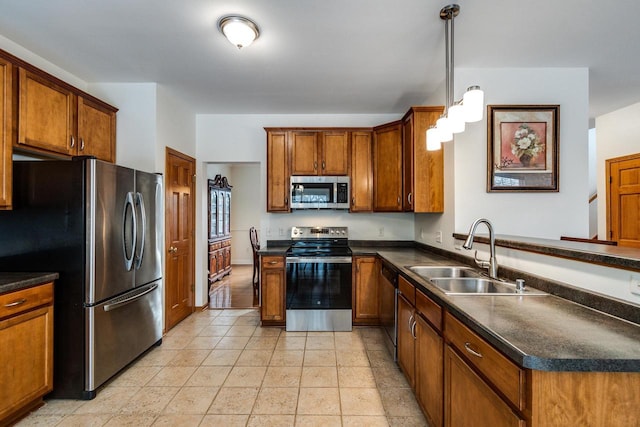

{"left": 407, "top": 192, "right": 413, "bottom": 205}
{"left": 314, "top": 161, "right": 318, "bottom": 170}
{"left": 397, "top": 196, "right": 401, "bottom": 205}
{"left": 80, "top": 138, "right": 85, "bottom": 151}
{"left": 322, "top": 161, "right": 326, "bottom": 170}
{"left": 70, "top": 136, "right": 75, "bottom": 148}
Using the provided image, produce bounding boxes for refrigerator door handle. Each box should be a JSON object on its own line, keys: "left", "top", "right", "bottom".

{"left": 122, "top": 191, "right": 137, "bottom": 271}
{"left": 134, "top": 192, "right": 146, "bottom": 270}
{"left": 102, "top": 283, "right": 158, "bottom": 312}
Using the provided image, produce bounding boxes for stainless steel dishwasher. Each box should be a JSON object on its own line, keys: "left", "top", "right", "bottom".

{"left": 379, "top": 260, "right": 398, "bottom": 360}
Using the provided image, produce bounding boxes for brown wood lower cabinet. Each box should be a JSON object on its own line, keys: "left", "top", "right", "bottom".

{"left": 352, "top": 256, "right": 379, "bottom": 325}
{"left": 0, "top": 282, "right": 54, "bottom": 425}
{"left": 260, "top": 256, "right": 285, "bottom": 326}
{"left": 208, "top": 238, "right": 232, "bottom": 284}
{"left": 415, "top": 311, "right": 443, "bottom": 427}
{"left": 445, "top": 345, "right": 525, "bottom": 427}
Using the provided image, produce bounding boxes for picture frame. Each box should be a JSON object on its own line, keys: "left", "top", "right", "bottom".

{"left": 487, "top": 104, "right": 559, "bottom": 192}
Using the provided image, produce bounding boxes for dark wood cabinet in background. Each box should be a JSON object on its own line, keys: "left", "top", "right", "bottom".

{"left": 208, "top": 175, "right": 232, "bottom": 284}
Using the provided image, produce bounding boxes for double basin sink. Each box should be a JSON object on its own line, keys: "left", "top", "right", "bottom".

{"left": 407, "top": 266, "right": 547, "bottom": 296}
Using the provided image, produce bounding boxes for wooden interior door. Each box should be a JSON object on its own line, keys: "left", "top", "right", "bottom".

{"left": 165, "top": 148, "right": 195, "bottom": 331}
{"left": 607, "top": 153, "right": 640, "bottom": 248}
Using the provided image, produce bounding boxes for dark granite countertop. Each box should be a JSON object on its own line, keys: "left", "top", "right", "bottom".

{"left": 374, "top": 248, "right": 640, "bottom": 372}
{"left": 0, "top": 272, "right": 59, "bottom": 294}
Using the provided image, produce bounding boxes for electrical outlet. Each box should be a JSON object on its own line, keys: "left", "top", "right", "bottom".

{"left": 420, "top": 228, "right": 425, "bottom": 239}
{"left": 630, "top": 275, "right": 640, "bottom": 297}
{"left": 436, "top": 231, "right": 443, "bottom": 243}
{"left": 266, "top": 228, "right": 272, "bottom": 237}
{"left": 378, "top": 227, "right": 385, "bottom": 237}
{"left": 279, "top": 228, "right": 285, "bottom": 236}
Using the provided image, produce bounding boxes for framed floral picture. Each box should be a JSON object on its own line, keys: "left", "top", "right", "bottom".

{"left": 487, "top": 104, "right": 559, "bottom": 192}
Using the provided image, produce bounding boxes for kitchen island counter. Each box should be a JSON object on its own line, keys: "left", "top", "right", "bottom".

{"left": 375, "top": 247, "right": 640, "bottom": 372}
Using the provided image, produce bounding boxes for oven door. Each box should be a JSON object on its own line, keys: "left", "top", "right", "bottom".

{"left": 285, "top": 256, "right": 352, "bottom": 331}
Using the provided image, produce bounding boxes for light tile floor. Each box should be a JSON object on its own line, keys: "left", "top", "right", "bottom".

{"left": 18, "top": 309, "right": 427, "bottom": 427}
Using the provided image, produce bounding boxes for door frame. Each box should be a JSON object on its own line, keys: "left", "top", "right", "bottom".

{"left": 164, "top": 147, "right": 196, "bottom": 331}
{"left": 606, "top": 152, "right": 640, "bottom": 245}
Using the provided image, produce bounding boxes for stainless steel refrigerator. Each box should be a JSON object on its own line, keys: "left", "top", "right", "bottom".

{"left": 0, "top": 157, "right": 163, "bottom": 399}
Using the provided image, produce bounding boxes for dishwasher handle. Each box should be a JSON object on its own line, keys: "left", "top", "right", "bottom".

{"left": 381, "top": 263, "right": 397, "bottom": 286}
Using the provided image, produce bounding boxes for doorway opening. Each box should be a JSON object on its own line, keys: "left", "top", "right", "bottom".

{"left": 206, "top": 162, "right": 261, "bottom": 308}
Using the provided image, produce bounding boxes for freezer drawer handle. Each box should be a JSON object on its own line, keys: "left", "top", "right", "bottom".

{"left": 103, "top": 283, "right": 158, "bottom": 312}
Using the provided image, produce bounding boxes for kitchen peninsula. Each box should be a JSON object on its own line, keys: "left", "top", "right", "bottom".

{"left": 259, "top": 239, "right": 640, "bottom": 426}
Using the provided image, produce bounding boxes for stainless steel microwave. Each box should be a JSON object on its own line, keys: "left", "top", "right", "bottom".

{"left": 290, "top": 176, "right": 350, "bottom": 209}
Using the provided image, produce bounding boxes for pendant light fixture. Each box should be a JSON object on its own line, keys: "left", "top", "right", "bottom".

{"left": 427, "top": 4, "right": 484, "bottom": 151}
{"left": 217, "top": 15, "right": 260, "bottom": 49}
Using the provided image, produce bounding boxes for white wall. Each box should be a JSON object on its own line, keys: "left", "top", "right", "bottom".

{"left": 156, "top": 85, "right": 196, "bottom": 171}
{"left": 229, "top": 163, "right": 261, "bottom": 265}
{"left": 88, "top": 83, "right": 158, "bottom": 173}
{"left": 595, "top": 101, "right": 640, "bottom": 239}
{"left": 588, "top": 128, "right": 598, "bottom": 238}
{"left": 416, "top": 67, "right": 590, "bottom": 253}
{"left": 412, "top": 68, "right": 640, "bottom": 304}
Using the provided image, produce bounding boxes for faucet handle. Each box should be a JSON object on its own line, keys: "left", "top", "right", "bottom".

{"left": 473, "top": 250, "right": 490, "bottom": 270}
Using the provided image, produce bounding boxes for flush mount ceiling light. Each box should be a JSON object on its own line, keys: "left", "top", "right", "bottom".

{"left": 217, "top": 15, "right": 260, "bottom": 49}
{"left": 427, "top": 4, "right": 485, "bottom": 151}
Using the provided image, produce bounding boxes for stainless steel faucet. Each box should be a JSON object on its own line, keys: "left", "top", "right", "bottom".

{"left": 462, "top": 218, "right": 498, "bottom": 279}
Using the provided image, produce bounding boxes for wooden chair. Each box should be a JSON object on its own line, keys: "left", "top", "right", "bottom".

{"left": 249, "top": 227, "right": 260, "bottom": 293}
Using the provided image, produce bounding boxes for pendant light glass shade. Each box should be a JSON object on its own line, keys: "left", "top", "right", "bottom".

{"left": 463, "top": 86, "right": 484, "bottom": 122}
{"left": 218, "top": 16, "right": 260, "bottom": 49}
{"left": 426, "top": 127, "right": 441, "bottom": 151}
{"left": 436, "top": 115, "right": 453, "bottom": 142}
{"left": 448, "top": 102, "right": 466, "bottom": 133}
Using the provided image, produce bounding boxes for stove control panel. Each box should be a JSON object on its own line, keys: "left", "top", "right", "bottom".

{"left": 291, "top": 226, "right": 348, "bottom": 239}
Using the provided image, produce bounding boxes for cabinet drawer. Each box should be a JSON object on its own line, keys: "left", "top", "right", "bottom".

{"left": 0, "top": 282, "right": 54, "bottom": 320}
{"left": 416, "top": 289, "right": 442, "bottom": 332}
{"left": 444, "top": 312, "right": 524, "bottom": 410}
{"left": 262, "top": 256, "right": 285, "bottom": 269}
{"left": 398, "top": 275, "right": 415, "bottom": 305}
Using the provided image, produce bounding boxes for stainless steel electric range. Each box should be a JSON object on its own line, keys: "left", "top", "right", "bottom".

{"left": 285, "top": 226, "right": 352, "bottom": 331}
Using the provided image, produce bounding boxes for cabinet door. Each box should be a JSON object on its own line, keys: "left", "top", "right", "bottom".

{"left": 352, "top": 256, "right": 379, "bottom": 324}
{"left": 397, "top": 293, "right": 416, "bottom": 388}
{"left": 266, "top": 131, "right": 290, "bottom": 212}
{"left": 78, "top": 96, "right": 116, "bottom": 162}
{"left": 289, "top": 131, "right": 318, "bottom": 175}
{"left": 350, "top": 131, "right": 372, "bottom": 212}
{"left": 402, "top": 113, "right": 415, "bottom": 211}
{"left": 444, "top": 346, "right": 524, "bottom": 427}
{"left": 320, "top": 130, "right": 349, "bottom": 175}
{"left": 0, "top": 57, "right": 12, "bottom": 210}
{"left": 208, "top": 188, "right": 218, "bottom": 239}
{"left": 224, "top": 191, "right": 231, "bottom": 236}
{"left": 372, "top": 121, "right": 403, "bottom": 211}
{"left": 410, "top": 107, "right": 444, "bottom": 213}
{"left": 261, "top": 265, "right": 285, "bottom": 322}
{"left": 0, "top": 305, "right": 53, "bottom": 421}
{"left": 416, "top": 314, "right": 444, "bottom": 427}
{"left": 17, "top": 68, "right": 75, "bottom": 156}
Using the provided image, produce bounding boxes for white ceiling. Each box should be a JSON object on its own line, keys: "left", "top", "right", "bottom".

{"left": 0, "top": 0, "right": 638, "bottom": 119}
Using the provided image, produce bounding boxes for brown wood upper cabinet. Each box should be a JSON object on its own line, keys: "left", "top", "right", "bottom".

{"left": 372, "top": 120, "right": 403, "bottom": 212}
{"left": 266, "top": 130, "right": 290, "bottom": 212}
{"left": 0, "top": 57, "right": 13, "bottom": 210}
{"left": 16, "top": 67, "right": 116, "bottom": 162}
{"left": 350, "top": 131, "right": 373, "bottom": 212}
{"left": 290, "top": 130, "right": 349, "bottom": 176}
{"left": 402, "top": 106, "right": 444, "bottom": 213}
